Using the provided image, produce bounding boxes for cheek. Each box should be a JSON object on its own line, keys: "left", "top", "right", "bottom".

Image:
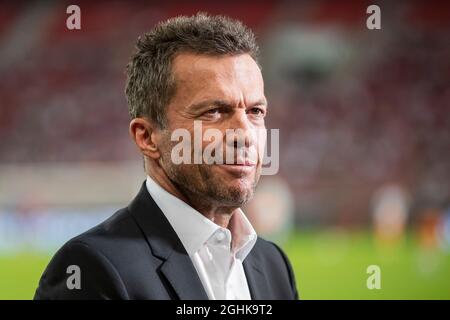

{"left": 255, "top": 131, "right": 267, "bottom": 163}
{"left": 159, "top": 136, "right": 175, "bottom": 160}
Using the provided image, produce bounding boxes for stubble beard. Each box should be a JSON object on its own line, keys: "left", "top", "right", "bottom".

{"left": 159, "top": 135, "right": 260, "bottom": 208}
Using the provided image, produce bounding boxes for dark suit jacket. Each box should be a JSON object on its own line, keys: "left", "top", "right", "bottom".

{"left": 34, "top": 182, "right": 298, "bottom": 300}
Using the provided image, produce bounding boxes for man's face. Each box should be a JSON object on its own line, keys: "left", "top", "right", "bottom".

{"left": 158, "top": 53, "right": 267, "bottom": 207}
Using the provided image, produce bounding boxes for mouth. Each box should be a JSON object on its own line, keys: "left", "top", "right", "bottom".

{"left": 215, "top": 160, "right": 256, "bottom": 176}
{"left": 226, "top": 159, "right": 256, "bottom": 166}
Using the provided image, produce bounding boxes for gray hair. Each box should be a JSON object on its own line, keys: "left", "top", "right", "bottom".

{"left": 125, "top": 12, "right": 260, "bottom": 128}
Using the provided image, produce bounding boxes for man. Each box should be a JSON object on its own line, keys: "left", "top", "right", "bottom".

{"left": 34, "top": 13, "right": 298, "bottom": 300}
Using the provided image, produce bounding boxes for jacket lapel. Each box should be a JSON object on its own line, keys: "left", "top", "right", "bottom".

{"left": 129, "top": 182, "right": 209, "bottom": 300}
{"left": 160, "top": 249, "right": 209, "bottom": 300}
{"left": 243, "top": 246, "right": 272, "bottom": 300}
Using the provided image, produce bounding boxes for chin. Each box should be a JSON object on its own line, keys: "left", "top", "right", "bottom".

{"left": 219, "top": 182, "right": 255, "bottom": 205}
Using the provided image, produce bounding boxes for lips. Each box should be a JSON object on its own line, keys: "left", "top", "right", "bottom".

{"left": 215, "top": 160, "right": 256, "bottom": 177}
{"left": 226, "top": 160, "right": 256, "bottom": 166}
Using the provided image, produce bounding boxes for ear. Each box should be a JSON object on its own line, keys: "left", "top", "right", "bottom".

{"left": 129, "top": 118, "right": 161, "bottom": 160}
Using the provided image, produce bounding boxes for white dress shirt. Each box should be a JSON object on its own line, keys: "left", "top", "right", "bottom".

{"left": 145, "top": 176, "right": 257, "bottom": 300}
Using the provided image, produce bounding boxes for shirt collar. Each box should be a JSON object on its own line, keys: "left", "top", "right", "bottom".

{"left": 145, "top": 176, "right": 256, "bottom": 260}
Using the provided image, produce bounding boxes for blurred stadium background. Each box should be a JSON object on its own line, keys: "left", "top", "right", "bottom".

{"left": 0, "top": 0, "right": 449, "bottom": 299}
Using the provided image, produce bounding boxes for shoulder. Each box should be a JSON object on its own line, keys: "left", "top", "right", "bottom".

{"left": 66, "top": 207, "right": 137, "bottom": 251}
{"left": 34, "top": 207, "right": 137, "bottom": 299}
{"left": 251, "top": 236, "right": 290, "bottom": 262}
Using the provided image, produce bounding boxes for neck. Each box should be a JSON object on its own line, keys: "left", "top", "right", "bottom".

{"left": 146, "top": 161, "right": 237, "bottom": 229}
{"left": 184, "top": 198, "right": 237, "bottom": 228}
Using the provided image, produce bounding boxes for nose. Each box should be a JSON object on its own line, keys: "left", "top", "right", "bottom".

{"left": 226, "top": 109, "right": 255, "bottom": 149}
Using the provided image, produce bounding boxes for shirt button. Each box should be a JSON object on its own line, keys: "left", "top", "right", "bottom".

{"left": 216, "top": 231, "right": 225, "bottom": 241}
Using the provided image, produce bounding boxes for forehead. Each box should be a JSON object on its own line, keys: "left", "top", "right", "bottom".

{"left": 170, "top": 52, "right": 264, "bottom": 105}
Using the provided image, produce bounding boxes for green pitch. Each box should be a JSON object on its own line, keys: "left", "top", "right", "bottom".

{"left": 1, "top": 229, "right": 449, "bottom": 299}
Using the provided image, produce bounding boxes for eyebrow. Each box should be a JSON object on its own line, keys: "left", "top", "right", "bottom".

{"left": 188, "top": 98, "right": 268, "bottom": 112}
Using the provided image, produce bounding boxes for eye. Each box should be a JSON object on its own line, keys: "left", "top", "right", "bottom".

{"left": 205, "top": 108, "right": 220, "bottom": 115}
{"left": 247, "top": 107, "right": 265, "bottom": 117}
{"left": 201, "top": 107, "right": 223, "bottom": 120}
